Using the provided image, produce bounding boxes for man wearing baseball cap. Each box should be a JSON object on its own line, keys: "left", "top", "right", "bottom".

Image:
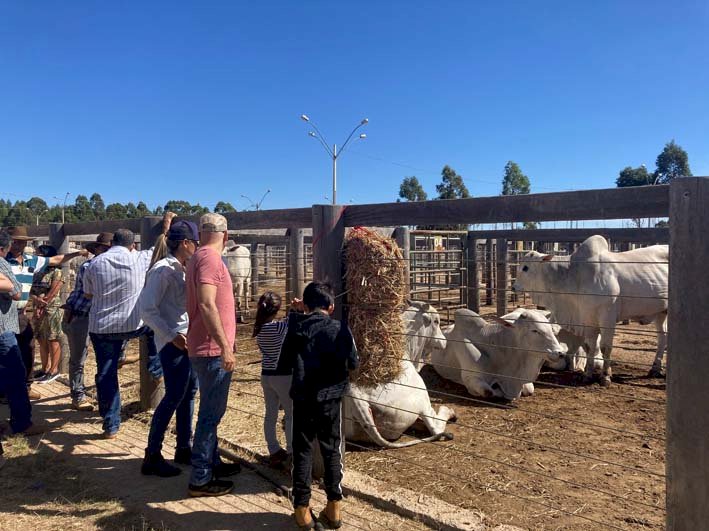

{"left": 185, "top": 213, "right": 239, "bottom": 496}
{"left": 62, "top": 232, "right": 112, "bottom": 411}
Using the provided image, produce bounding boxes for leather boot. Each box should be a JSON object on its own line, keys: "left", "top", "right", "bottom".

{"left": 294, "top": 506, "right": 323, "bottom": 530}
{"left": 319, "top": 500, "right": 342, "bottom": 529}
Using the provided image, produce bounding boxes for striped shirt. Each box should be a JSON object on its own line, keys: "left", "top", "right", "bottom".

{"left": 83, "top": 245, "right": 153, "bottom": 334}
{"left": 5, "top": 253, "right": 49, "bottom": 310}
{"left": 256, "top": 319, "right": 288, "bottom": 374}
{"left": 65, "top": 259, "right": 93, "bottom": 315}
{"left": 0, "top": 257, "right": 22, "bottom": 334}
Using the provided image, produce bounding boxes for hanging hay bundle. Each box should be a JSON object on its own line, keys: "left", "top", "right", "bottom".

{"left": 344, "top": 227, "right": 407, "bottom": 387}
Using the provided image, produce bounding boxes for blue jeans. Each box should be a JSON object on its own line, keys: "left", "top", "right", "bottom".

{"left": 90, "top": 332, "right": 125, "bottom": 434}
{"left": 190, "top": 356, "right": 231, "bottom": 486}
{"left": 62, "top": 316, "right": 89, "bottom": 402}
{"left": 0, "top": 331, "right": 32, "bottom": 433}
{"left": 147, "top": 343, "right": 198, "bottom": 454}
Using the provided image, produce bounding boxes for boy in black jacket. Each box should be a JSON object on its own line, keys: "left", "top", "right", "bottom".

{"left": 281, "top": 282, "right": 358, "bottom": 530}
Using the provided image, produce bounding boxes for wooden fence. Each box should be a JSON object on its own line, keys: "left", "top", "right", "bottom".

{"left": 13, "top": 180, "right": 709, "bottom": 529}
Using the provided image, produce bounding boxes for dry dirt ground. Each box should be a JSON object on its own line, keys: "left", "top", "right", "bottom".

{"left": 67, "top": 265, "right": 665, "bottom": 531}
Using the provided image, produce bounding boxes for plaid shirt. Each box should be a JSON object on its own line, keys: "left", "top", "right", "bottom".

{"left": 65, "top": 259, "right": 93, "bottom": 315}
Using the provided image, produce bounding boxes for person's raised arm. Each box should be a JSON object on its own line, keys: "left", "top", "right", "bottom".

{"left": 196, "top": 282, "right": 235, "bottom": 371}
{"left": 49, "top": 248, "right": 89, "bottom": 267}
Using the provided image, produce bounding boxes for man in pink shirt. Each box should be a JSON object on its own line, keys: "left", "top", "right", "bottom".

{"left": 186, "top": 213, "right": 240, "bottom": 497}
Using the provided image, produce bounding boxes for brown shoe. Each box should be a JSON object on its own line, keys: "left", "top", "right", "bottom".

{"left": 71, "top": 398, "right": 95, "bottom": 412}
{"left": 103, "top": 430, "right": 119, "bottom": 439}
{"left": 27, "top": 386, "right": 41, "bottom": 400}
{"left": 118, "top": 353, "right": 139, "bottom": 368}
{"left": 18, "top": 423, "right": 50, "bottom": 436}
{"left": 294, "top": 506, "right": 324, "bottom": 530}
{"left": 318, "top": 500, "right": 342, "bottom": 529}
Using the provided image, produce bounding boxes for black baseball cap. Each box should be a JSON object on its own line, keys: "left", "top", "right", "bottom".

{"left": 167, "top": 220, "right": 199, "bottom": 242}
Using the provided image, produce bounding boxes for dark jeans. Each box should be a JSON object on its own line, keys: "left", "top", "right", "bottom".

{"left": 147, "top": 343, "right": 198, "bottom": 455}
{"left": 190, "top": 356, "right": 230, "bottom": 486}
{"left": 63, "top": 315, "right": 89, "bottom": 402}
{"left": 0, "top": 331, "right": 32, "bottom": 433}
{"left": 90, "top": 327, "right": 163, "bottom": 434}
{"left": 16, "top": 311, "right": 34, "bottom": 384}
{"left": 291, "top": 397, "right": 344, "bottom": 508}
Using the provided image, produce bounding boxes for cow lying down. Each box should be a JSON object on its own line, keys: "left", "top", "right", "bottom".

{"left": 430, "top": 308, "right": 567, "bottom": 401}
{"left": 344, "top": 301, "right": 457, "bottom": 448}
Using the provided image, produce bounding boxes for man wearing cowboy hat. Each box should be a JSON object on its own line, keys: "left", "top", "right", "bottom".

{"left": 5, "top": 226, "right": 88, "bottom": 395}
{"left": 61, "top": 232, "right": 112, "bottom": 411}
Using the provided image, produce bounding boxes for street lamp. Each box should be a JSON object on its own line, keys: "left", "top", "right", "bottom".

{"left": 52, "top": 192, "right": 71, "bottom": 224}
{"left": 300, "top": 114, "right": 368, "bottom": 205}
{"left": 36, "top": 209, "right": 49, "bottom": 226}
{"left": 241, "top": 189, "right": 271, "bottom": 211}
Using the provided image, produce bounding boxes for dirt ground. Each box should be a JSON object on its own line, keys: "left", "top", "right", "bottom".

{"left": 79, "top": 279, "right": 665, "bottom": 531}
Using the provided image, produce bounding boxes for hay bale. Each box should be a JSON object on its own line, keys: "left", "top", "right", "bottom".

{"left": 344, "top": 227, "right": 407, "bottom": 387}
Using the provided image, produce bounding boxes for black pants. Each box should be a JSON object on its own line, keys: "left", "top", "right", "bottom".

{"left": 16, "top": 312, "right": 35, "bottom": 384}
{"left": 291, "top": 398, "right": 344, "bottom": 508}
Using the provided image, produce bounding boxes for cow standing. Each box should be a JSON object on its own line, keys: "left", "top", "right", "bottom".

{"left": 223, "top": 244, "right": 251, "bottom": 321}
{"left": 513, "top": 236, "right": 668, "bottom": 386}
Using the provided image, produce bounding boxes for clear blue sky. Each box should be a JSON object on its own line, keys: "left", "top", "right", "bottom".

{"left": 1, "top": 1, "right": 707, "bottom": 212}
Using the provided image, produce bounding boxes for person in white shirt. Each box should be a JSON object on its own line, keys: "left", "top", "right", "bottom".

{"left": 138, "top": 220, "right": 199, "bottom": 477}
{"left": 83, "top": 212, "right": 174, "bottom": 438}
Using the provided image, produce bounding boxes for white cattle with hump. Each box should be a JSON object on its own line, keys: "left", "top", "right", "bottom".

{"left": 344, "top": 301, "right": 457, "bottom": 448}
{"left": 513, "top": 236, "right": 668, "bottom": 386}
{"left": 222, "top": 243, "right": 251, "bottom": 316}
{"left": 430, "top": 308, "right": 567, "bottom": 401}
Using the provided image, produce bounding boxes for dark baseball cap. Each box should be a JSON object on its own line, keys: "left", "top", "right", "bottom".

{"left": 168, "top": 220, "right": 199, "bottom": 242}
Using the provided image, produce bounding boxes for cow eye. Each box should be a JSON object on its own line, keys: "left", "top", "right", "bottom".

{"left": 532, "top": 329, "right": 540, "bottom": 334}
{"left": 522, "top": 265, "right": 529, "bottom": 272}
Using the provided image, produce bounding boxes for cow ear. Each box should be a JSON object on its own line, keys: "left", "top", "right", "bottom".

{"left": 541, "top": 254, "right": 554, "bottom": 262}
{"left": 540, "top": 310, "right": 552, "bottom": 318}
{"left": 491, "top": 315, "right": 515, "bottom": 328}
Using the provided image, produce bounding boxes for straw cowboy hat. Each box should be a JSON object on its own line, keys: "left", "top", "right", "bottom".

{"left": 6, "top": 226, "right": 33, "bottom": 241}
{"left": 85, "top": 232, "right": 113, "bottom": 254}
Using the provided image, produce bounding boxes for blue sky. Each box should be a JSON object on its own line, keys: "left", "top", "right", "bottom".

{"left": 1, "top": 1, "right": 707, "bottom": 212}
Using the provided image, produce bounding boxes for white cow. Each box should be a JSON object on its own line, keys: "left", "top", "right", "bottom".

{"left": 513, "top": 236, "right": 668, "bottom": 386}
{"left": 223, "top": 244, "right": 251, "bottom": 317}
{"left": 344, "top": 301, "right": 457, "bottom": 448}
{"left": 430, "top": 308, "right": 567, "bottom": 401}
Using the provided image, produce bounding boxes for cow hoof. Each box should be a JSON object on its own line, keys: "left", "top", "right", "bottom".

{"left": 647, "top": 368, "right": 665, "bottom": 379}
{"left": 439, "top": 432, "right": 454, "bottom": 441}
{"left": 600, "top": 376, "right": 612, "bottom": 388}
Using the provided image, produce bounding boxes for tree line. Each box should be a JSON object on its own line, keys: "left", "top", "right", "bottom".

{"left": 397, "top": 139, "right": 692, "bottom": 229}
{"left": 0, "top": 193, "right": 238, "bottom": 227}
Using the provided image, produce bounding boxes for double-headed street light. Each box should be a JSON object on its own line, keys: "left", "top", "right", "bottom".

{"left": 241, "top": 189, "right": 271, "bottom": 211}
{"left": 300, "top": 114, "right": 368, "bottom": 205}
{"left": 52, "top": 192, "right": 71, "bottom": 224}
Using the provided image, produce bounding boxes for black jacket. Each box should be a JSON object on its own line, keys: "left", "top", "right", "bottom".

{"left": 280, "top": 310, "right": 359, "bottom": 402}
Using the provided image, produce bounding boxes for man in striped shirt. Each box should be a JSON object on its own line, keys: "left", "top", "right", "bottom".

{"left": 5, "top": 226, "right": 87, "bottom": 396}
{"left": 84, "top": 213, "right": 174, "bottom": 438}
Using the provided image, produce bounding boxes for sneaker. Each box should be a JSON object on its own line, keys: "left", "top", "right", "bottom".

{"left": 36, "top": 372, "right": 59, "bottom": 385}
{"left": 174, "top": 447, "right": 192, "bottom": 466}
{"left": 269, "top": 449, "right": 289, "bottom": 468}
{"left": 214, "top": 461, "right": 241, "bottom": 477}
{"left": 18, "top": 423, "right": 50, "bottom": 436}
{"left": 32, "top": 370, "right": 47, "bottom": 381}
{"left": 188, "top": 478, "right": 234, "bottom": 497}
{"left": 71, "top": 398, "right": 94, "bottom": 412}
{"left": 27, "top": 387, "right": 41, "bottom": 400}
{"left": 141, "top": 451, "right": 181, "bottom": 477}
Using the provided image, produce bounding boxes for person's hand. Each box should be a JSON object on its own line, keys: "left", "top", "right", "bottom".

{"left": 221, "top": 349, "right": 236, "bottom": 372}
{"left": 63, "top": 309, "right": 74, "bottom": 324}
{"left": 290, "top": 298, "right": 305, "bottom": 312}
{"left": 171, "top": 333, "right": 187, "bottom": 351}
{"left": 35, "top": 297, "right": 47, "bottom": 308}
{"left": 79, "top": 249, "right": 89, "bottom": 258}
{"left": 162, "top": 211, "right": 177, "bottom": 233}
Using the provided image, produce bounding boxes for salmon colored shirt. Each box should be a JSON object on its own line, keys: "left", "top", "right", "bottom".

{"left": 186, "top": 246, "right": 236, "bottom": 357}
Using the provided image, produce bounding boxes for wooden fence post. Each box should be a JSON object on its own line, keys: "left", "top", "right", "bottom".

{"left": 485, "top": 238, "right": 494, "bottom": 306}
{"left": 496, "top": 238, "right": 508, "bottom": 316}
{"left": 466, "top": 233, "right": 480, "bottom": 312}
{"left": 263, "top": 245, "right": 269, "bottom": 276}
{"left": 392, "top": 227, "right": 410, "bottom": 298}
{"left": 49, "top": 223, "right": 71, "bottom": 374}
{"left": 286, "top": 227, "right": 305, "bottom": 299}
{"left": 139, "top": 216, "right": 165, "bottom": 411}
{"left": 312, "top": 205, "right": 345, "bottom": 319}
{"left": 667, "top": 177, "right": 709, "bottom": 530}
{"left": 250, "top": 244, "right": 259, "bottom": 302}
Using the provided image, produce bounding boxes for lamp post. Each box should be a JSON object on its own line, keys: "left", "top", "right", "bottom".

{"left": 53, "top": 192, "right": 71, "bottom": 224}
{"left": 241, "top": 189, "right": 271, "bottom": 211}
{"left": 300, "top": 114, "right": 368, "bottom": 205}
{"left": 36, "top": 209, "right": 49, "bottom": 226}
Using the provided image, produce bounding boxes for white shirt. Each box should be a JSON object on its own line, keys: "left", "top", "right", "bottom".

{"left": 84, "top": 245, "right": 152, "bottom": 334}
{"left": 138, "top": 253, "right": 188, "bottom": 352}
